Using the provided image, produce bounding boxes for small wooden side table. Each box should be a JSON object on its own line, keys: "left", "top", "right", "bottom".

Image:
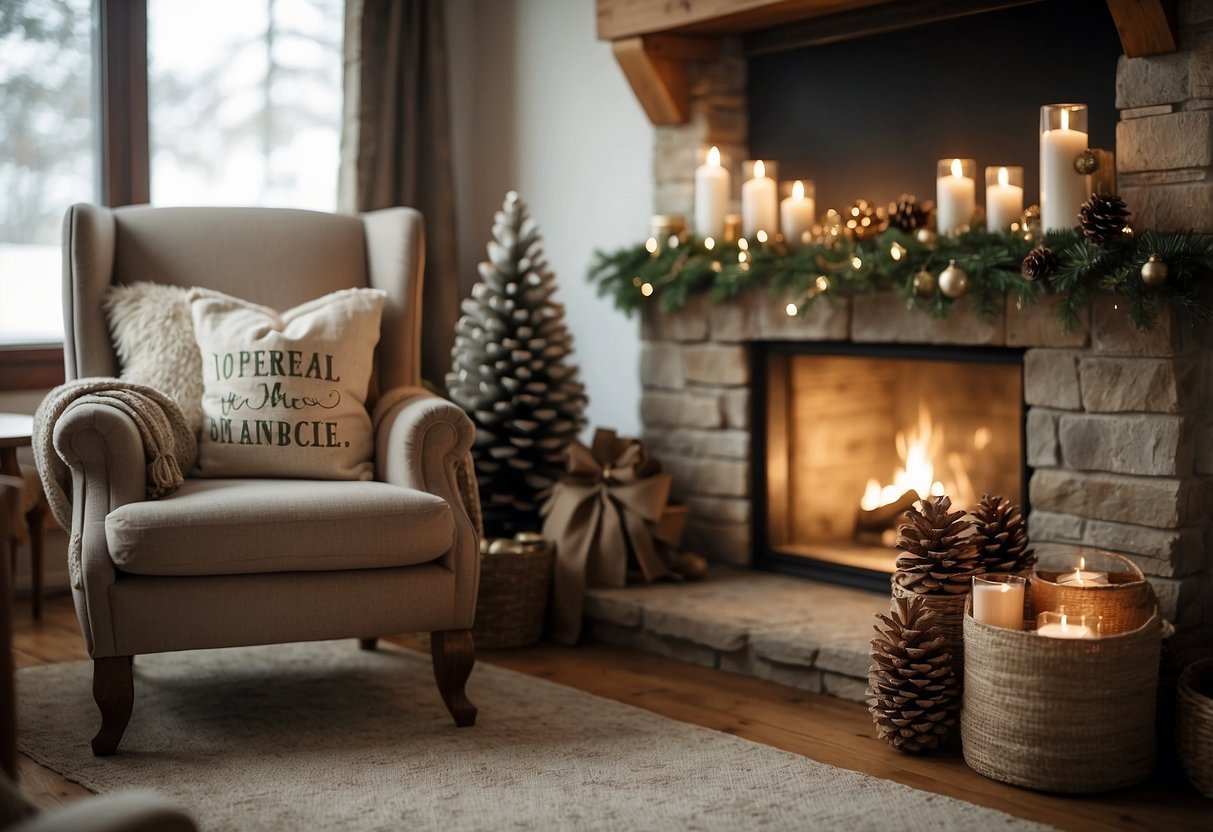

{"left": 0, "top": 414, "right": 45, "bottom": 619}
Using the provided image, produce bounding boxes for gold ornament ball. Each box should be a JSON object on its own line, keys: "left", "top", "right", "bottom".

{"left": 914, "top": 227, "right": 937, "bottom": 247}
{"left": 938, "top": 260, "right": 969, "bottom": 299}
{"left": 912, "top": 269, "right": 936, "bottom": 298}
{"left": 1141, "top": 254, "right": 1169, "bottom": 287}
{"left": 1074, "top": 148, "right": 1100, "bottom": 176}
{"left": 487, "top": 538, "right": 519, "bottom": 555}
{"left": 1019, "top": 204, "right": 1042, "bottom": 241}
{"left": 675, "top": 552, "right": 710, "bottom": 581}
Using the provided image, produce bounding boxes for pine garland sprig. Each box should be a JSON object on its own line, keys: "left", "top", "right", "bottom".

{"left": 586, "top": 226, "right": 1213, "bottom": 332}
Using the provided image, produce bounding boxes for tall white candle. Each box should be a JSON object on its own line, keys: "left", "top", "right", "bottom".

{"left": 780, "top": 180, "right": 815, "bottom": 249}
{"left": 936, "top": 158, "right": 976, "bottom": 236}
{"left": 972, "top": 575, "right": 1026, "bottom": 630}
{"left": 741, "top": 160, "right": 778, "bottom": 238}
{"left": 986, "top": 167, "right": 1024, "bottom": 232}
{"left": 1040, "top": 105, "right": 1089, "bottom": 232}
{"left": 694, "top": 146, "right": 729, "bottom": 241}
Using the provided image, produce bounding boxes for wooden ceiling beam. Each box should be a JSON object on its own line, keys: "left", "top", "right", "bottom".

{"left": 612, "top": 35, "right": 721, "bottom": 126}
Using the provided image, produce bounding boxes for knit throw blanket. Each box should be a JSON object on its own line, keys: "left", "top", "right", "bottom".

{"left": 34, "top": 378, "right": 197, "bottom": 588}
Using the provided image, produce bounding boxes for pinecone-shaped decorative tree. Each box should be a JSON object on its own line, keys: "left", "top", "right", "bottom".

{"left": 867, "top": 594, "right": 959, "bottom": 754}
{"left": 971, "top": 494, "right": 1035, "bottom": 575}
{"left": 447, "top": 191, "right": 587, "bottom": 535}
{"left": 893, "top": 495, "right": 981, "bottom": 595}
{"left": 1078, "top": 193, "right": 1130, "bottom": 244}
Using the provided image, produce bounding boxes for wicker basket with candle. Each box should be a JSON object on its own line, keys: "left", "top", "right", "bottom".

{"left": 1029, "top": 547, "right": 1155, "bottom": 635}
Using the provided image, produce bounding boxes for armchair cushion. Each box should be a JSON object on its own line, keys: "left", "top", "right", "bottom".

{"left": 190, "top": 287, "right": 386, "bottom": 480}
{"left": 105, "top": 479, "right": 453, "bottom": 576}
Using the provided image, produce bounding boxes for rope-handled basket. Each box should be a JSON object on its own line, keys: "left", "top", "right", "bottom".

{"left": 1177, "top": 657, "right": 1213, "bottom": 798}
{"left": 961, "top": 598, "right": 1162, "bottom": 793}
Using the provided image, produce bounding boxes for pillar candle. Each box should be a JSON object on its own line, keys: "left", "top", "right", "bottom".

{"left": 1040, "top": 105, "right": 1089, "bottom": 232}
{"left": 985, "top": 166, "right": 1024, "bottom": 232}
{"left": 972, "top": 575, "right": 1026, "bottom": 630}
{"left": 694, "top": 146, "right": 729, "bottom": 241}
{"left": 780, "top": 180, "right": 815, "bottom": 249}
{"left": 1036, "top": 612, "right": 1100, "bottom": 640}
{"left": 936, "top": 158, "right": 976, "bottom": 236}
{"left": 741, "top": 160, "right": 778, "bottom": 238}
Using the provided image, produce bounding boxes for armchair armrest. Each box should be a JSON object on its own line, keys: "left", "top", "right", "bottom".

{"left": 374, "top": 387, "right": 480, "bottom": 626}
{"left": 52, "top": 401, "right": 149, "bottom": 657}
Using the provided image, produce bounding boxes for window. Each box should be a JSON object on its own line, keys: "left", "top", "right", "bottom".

{"left": 147, "top": 0, "right": 342, "bottom": 209}
{"left": 0, "top": 0, "right": 344, "bottom": 356}
{"left": 0, "top": 0, "right": 97, "bottom": 346}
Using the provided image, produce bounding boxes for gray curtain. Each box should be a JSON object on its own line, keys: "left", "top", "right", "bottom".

{"left": 346, "top": 0, "right": 459, "bottom": 387}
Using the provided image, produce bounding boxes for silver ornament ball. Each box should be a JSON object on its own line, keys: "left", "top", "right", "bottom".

{"left": 938, "top": 260, "right": 969, "bottom": 299}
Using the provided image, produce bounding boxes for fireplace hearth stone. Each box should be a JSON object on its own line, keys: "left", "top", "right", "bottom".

{"left": 584, "top": 570, "right": 886, "bottom": 702}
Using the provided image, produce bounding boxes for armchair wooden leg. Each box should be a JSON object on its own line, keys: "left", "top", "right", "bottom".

{"left": 91, "top": 656, "right": 133, "bottom": 756}
{"left": 358, "top": 638, "right": 378, "bottom": 651}
{"left": 430, "top": 630, "right": 477, "bottom": 727}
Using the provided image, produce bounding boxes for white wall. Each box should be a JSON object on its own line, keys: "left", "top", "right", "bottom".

{"left": 447, "top": 0, "right": 652, "bottom": 437}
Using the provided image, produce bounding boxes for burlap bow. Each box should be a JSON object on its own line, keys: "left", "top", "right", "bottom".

{"left": 542, "top": 429, "right": 676, "bottom": 644}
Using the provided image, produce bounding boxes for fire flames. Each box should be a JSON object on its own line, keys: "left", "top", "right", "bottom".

{"left": 859, "top": 403, "right": 979, "bottom": 512}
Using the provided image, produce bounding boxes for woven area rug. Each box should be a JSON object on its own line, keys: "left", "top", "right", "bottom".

{"left": 18, "top": 642, "right": 1051, "bottom": 831}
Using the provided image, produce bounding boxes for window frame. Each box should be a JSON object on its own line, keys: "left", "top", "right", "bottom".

{"left": 2, "top": 0, "right": 149, "bottom": 390}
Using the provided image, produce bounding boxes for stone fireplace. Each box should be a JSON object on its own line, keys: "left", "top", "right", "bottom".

{"left": 630, "top": 2, "right": 1213, "bottom": 631}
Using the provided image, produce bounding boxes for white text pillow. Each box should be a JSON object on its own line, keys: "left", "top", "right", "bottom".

{"left": 190, "top": 287, "right": 386, "bottom": 480}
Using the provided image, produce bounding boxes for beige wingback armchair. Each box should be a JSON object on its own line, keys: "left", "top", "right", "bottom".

{"left": 54, "top": 204, "right": 481, "bottom": 756}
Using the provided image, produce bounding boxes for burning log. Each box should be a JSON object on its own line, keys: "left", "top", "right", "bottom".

{"left": 854, "top": 489, "right": 920, "bottom": 546}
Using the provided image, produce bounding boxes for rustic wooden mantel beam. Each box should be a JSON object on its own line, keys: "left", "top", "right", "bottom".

{"left": 1105, "top": 0, "right": 1178, "bottom": 58}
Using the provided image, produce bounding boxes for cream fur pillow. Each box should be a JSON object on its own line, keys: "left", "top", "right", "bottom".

{"left": 189, "top": 287, "right": 386, "bottom": 480}
{"left": 104, "top": 282, "right": 206, "bottom": 433}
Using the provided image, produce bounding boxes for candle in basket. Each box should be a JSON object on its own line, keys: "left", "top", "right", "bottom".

{"left": 936, "top": 158, "right": 976, "bottom": 236}
{"left": 694, "top": 146, "right": 729, "bottom": 241}
{"left": 1036, "top": 611, "right": 1100, "bottom": 640}
{"left": 972, "top": 574, "right": 1026, "bottom": 630}
{"left": 741, "top": 160, "right": 778, "bottom": 238}
{"left": 1055, "top": 556, "right": 1110, "bottom": 587}
{"left": 1040, "top": 104, "right": 1088, "bottom": 232}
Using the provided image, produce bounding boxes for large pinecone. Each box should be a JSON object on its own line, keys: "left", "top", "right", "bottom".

{"left": 887, "top": 194, "right": 932, "bottom": 233}
{"left": 867, "top": 594, "right": 959, "bottom": 754}
{"left": 1020, "top": 245, "right": 1057, "bottom": 281}
{"left": 1078, "top": 193, "right": 1130, "bottom": 244}
{"left": 894, "top": 495, "right": 981, "bottom": 595}
{"left": 972, "top": 494, "right": 1035, "bottom": 574}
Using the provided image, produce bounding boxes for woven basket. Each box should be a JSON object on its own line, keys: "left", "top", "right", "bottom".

{"left": 890, "top": 581, "right": 969, "bottom": 679}
{"left": 472, "top": 540, "right": 554, "bottom": 650}
{"left": 1031, "top": 550, "right": 1154, "bottom": 636}
{"left": 961, "top": 603, "right": 1162, "bottom": 793}
{"left": 1177, "top": 657, "right": 1213, "bottom": 797}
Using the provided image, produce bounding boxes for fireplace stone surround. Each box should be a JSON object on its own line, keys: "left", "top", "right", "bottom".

{"left": 629, "top": 4, "right": 1213, "bottom": 652}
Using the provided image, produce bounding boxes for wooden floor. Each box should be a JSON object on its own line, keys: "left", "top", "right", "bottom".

{"left": 12, "top": 593, "right": 1212, "bottom": 831}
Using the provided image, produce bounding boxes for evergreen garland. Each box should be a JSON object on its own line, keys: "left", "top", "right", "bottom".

{"left": 588, "top": 227, "right": 1213, "bottom": 332}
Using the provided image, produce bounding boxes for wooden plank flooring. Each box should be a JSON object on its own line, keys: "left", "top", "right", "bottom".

{"left": 12, "top": 593, "right": 1213, "bottom": 830}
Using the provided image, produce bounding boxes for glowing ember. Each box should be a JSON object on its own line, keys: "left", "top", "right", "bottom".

{"left": 859, "top": 403, "right": 980, "bottom": 511}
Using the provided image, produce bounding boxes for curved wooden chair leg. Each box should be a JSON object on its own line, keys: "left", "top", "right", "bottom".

{"left": 431, "top": 629, "right": 477, "bottom": 727}
{"left": 91, "top": 656, "right": 133, "bottom": 756}
{"left": 358, "top": 637, "right": 378, "bottom": 651}
{"left": 27, "top": 504, "right": 44, "bottom": 620}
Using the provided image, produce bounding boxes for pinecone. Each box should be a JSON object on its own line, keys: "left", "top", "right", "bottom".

{"left": 867, "top": 594, "right": 959, "bottom": 754}
{"left": 1078, "top": 193, "right": 1130, "bottom": 244}
{"left": 447, "top": 191, "right": 588, "bottom": 534}
{"left": 887, "top": 194, "right": 932, "bottom": 233}
{"left": 1020, "top": 245, "right": 1057, "bottom": 282}
{"left": 893, "top": 495, "right": 981, "bottom": 595}
{"left": 971, "top": 494, "right": 1035, "bottom": 574}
